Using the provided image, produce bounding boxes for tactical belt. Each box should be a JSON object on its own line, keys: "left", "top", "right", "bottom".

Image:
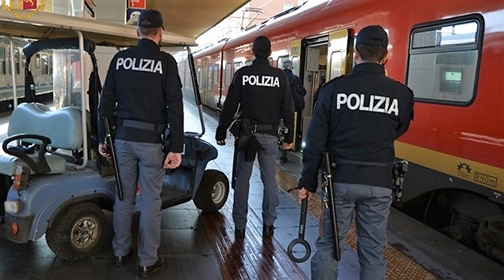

{"left": 335, "top": 158, "right": 392, "bottom": 167}
{"left": 120, "top": 119, "right": 166, "bottom": 133}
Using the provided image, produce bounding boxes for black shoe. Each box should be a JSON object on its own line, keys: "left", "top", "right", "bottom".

{"left": 138, "top": 256, "right": 164, "bottom": 278}
{"left": 113, "top": 249, "right": 134, "bottom": 267}
{"left": 263, "top": 225, "right": 274, "bottom": 237}
{"left": 235, "top": 228, "right": 245, "bottom": 238}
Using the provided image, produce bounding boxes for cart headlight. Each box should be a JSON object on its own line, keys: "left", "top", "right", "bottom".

{"left": 4, "top": 200, "right": 22, "bottom": 213}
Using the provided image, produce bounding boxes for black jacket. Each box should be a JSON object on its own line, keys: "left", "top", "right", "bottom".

{"left": 215, "top": 58, "right": 295, "bottom": 143}
{"left": 299, "top": 63, "right": 414, "bottom": 192}
{"left": 98, "top": 38, "right": 184, "bottom": 153}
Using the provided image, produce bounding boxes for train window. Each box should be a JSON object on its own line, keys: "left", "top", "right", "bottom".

{"left": 407, "top": 16, "right": 482, "bottom": 105}
{"left": 0, "top": 47, "right": 5, "bottom": 75}
{"left": 245, "top": 60, "right": 253, "bottom": 66}
{"left": 268, "top": 57, "right": 273, "bottom": 66}
{"left": 212, "top": 64, "right": 219, "bottom": 88}
{"left": 234, "top": 62, "right": 243, "bottom": 72}
{"left": 224, "top": 63, "right": 232, "bottom": 86}
{"left": 41, "top": 54, "right": 49, "bottom": 75}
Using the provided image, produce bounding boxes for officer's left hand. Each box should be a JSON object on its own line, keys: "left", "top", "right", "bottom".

{"left": 164, "top": 152, "right": 181, "bottom": 169}
{"left": 283, "top": 142, "right": 292, "bottom": 150}
{"left": 216, "top": 140, "right": 226, "bottom": 146}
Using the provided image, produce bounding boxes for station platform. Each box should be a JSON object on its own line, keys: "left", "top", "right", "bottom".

{"left": 0, "top": 101, "right": 503, "bottom": 280}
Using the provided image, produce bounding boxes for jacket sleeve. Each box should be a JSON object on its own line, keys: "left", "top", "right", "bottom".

{"left": 97, "top": 54, "right": 119, "bottom": 144}
{"left": 216, "top": 71, "right": 242, "bottom": 141}
{"left": 395, "top": 89, "right": 414, "bottom": 139}
{"left": 298, "top": 83, "right": 331, "bottom": 192}
{"left": 164, "top": 55, "right": 184, "bottom": 153}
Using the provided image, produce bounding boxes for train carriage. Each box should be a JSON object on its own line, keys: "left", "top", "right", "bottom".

{"left": 185, "top": 0, "right": 504, "bottom": 263}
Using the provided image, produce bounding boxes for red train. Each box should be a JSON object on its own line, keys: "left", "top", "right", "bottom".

{"left": 180, "top": 0, "right": 504, "bottom": 263}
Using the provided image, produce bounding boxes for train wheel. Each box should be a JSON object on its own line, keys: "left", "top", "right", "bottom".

{"left": 193, "top": 169, "right": 229, "bottom": 212}
{"left": 46, "top": 202, "right": 107, "bottom": 261}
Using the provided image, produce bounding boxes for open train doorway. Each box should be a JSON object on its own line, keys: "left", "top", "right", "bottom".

{"left": 297, "top": 30, "right": 354, "bottom": 150}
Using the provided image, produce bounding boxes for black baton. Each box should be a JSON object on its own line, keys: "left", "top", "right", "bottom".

{"left": 104, "top": 117, "right": 123, "bottom": 201}
{"left": 323, "top": 152, "right": 341, "bottom": 261}
{"left": 288, "top": 198, "right": 311, "bottom": 263}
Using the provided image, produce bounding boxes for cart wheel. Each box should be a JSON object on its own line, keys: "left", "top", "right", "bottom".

{"left": 46, "top": 202, "right": 107, "bottom": 261}
{"left": 194, "top": 169, "right": 229, "bottom": 212}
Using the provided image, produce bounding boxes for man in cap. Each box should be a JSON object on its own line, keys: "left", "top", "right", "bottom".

{"left": 98, "top": 9, "right": 184, "bottom": 278}
{"left": 216, "top": 35, "right": 294, "bottom": 238}
{"left": 298, "top": 25, "right": 414, "bottom": 279}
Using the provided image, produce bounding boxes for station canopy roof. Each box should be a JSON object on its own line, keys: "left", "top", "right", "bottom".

{"left": 0, "top": 0, "right": 249, "bottom": 47}
{"left": 150, "top": 0, "right": 250, "bottom": 39}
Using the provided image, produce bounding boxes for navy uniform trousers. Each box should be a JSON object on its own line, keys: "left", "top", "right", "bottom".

{"left": 233, "top": 132, "right": 279, "bottom": 230}
{"left": 112, "top": 140, "right": 165, "bottom": 267}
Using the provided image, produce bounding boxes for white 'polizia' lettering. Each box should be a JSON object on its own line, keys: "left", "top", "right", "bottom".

{"left": 116, "top": 57, "right": 163, "bottom": 74}
{"left": 336, "top": 93, "right": 399, "bottom": 116}
{"left": 242, "top": 75, "right": 280, "bottom": 87}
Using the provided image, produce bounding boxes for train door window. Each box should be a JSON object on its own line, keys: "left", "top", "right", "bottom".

{"left": 224, "top": 63, "right": 232, "bottom": 86}
{"left": 35, "top": 54, "right": 40, "bottom": 73}
{"left": 245, "top": 60, "right": 253, "bottom": 66}
{"left": 406, "top": 16, "right": 482, "bottom": 105}
{"left": 234, "top": 62, "right": 243, "bottom": 72}
{"left": 197, "top": 67, "right": 204, "bottom": 91}
{"left": 48, "top": 55, "right": 53, "bottom": 75}
{"left": 277, "top": 55, "right": 289, "bottom": 69}
{"left": 41, "top": 54, "right": 49, "bottom": 75}
{"left": 292, "top": 56, "right": 299, "bottom": 76}
{"left": 0, "top": 47, "right": 5, "bottom": 75}
{"left": 212, "top": 64, "right": 219, "bottom": 89}
{"left": 14, "top": 49, "right": 20, "bottom": 74}
{"left": 206, "top": 66, "right": 213, "bottom": 91}
{"left": 329, "top": 51, "right": 343, "bottom": 80}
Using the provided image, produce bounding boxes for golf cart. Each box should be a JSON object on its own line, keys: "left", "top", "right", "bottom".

{"left": 0, "top": 13, "right": 229, "bottom": 261}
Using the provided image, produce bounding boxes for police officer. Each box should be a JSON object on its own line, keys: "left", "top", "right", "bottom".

{"left": 97, "top": 9, "right": 184, "bottom": 278}
{"left": 216, "top": 35, "right": 295, "bottom": 238}
{"left": 298, "top": 25, "right": 414, "bottom": 280}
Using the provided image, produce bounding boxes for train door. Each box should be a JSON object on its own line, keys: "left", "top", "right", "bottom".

{"left": 299, "top": 29, "right": 354, "bottom": 148}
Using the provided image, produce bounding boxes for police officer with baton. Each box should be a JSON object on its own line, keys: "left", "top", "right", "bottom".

{"left": 298, "top": 25, "right": 414, "bottom": 280}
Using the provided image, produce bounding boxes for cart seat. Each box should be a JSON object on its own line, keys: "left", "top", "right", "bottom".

{"left": 0, "top": 102, "right": 83, "bottom": 175}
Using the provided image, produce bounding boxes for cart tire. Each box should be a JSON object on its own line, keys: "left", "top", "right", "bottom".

{"left": 46, "top": 202, "right": 107, "bottom": 261}
{"left": 194, "top": 169, "right": 229, "bottom": 212}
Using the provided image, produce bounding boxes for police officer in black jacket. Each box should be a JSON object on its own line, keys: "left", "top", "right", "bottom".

{"left": 298, "top": 25, "right": 414, "bottom": 280}
{"left": 216, "top": 36, "right": 294, "bottom": 238}
{"left": 97, "top": 9, "right": 183, "bottom": 278}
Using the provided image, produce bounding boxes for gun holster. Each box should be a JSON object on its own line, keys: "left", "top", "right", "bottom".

{"left": 230, "top": 119, "right": 242, "bottom": 138}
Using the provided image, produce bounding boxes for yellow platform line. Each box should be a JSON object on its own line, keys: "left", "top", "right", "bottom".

{"left": 276, "top": 167, "right": 438, "bottom": 280}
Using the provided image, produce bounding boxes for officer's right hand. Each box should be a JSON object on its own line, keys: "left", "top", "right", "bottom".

{"left": 98, "top": 143, "right": 111, "bottom": 159}
{"left": 216, "top": 140, "right": 225, "bottom": 146}
{"left": 283, "top": 142, "right": 293, "bottom": 150}
{"left": 164, "top": 152, "right": 181, "bottom": 169}
{"left": 298, "top": 187, "right": 314, "bottom": 204}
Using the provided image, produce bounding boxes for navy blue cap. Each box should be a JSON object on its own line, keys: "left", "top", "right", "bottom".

{"left": 138, "top": 9, "right": 164, "bottom": 29}
{"left": 356, "top": 25, "right": 388, "bottom": 47}
{"left": 252, "top": 36, "right": 271, "bottom": 53}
